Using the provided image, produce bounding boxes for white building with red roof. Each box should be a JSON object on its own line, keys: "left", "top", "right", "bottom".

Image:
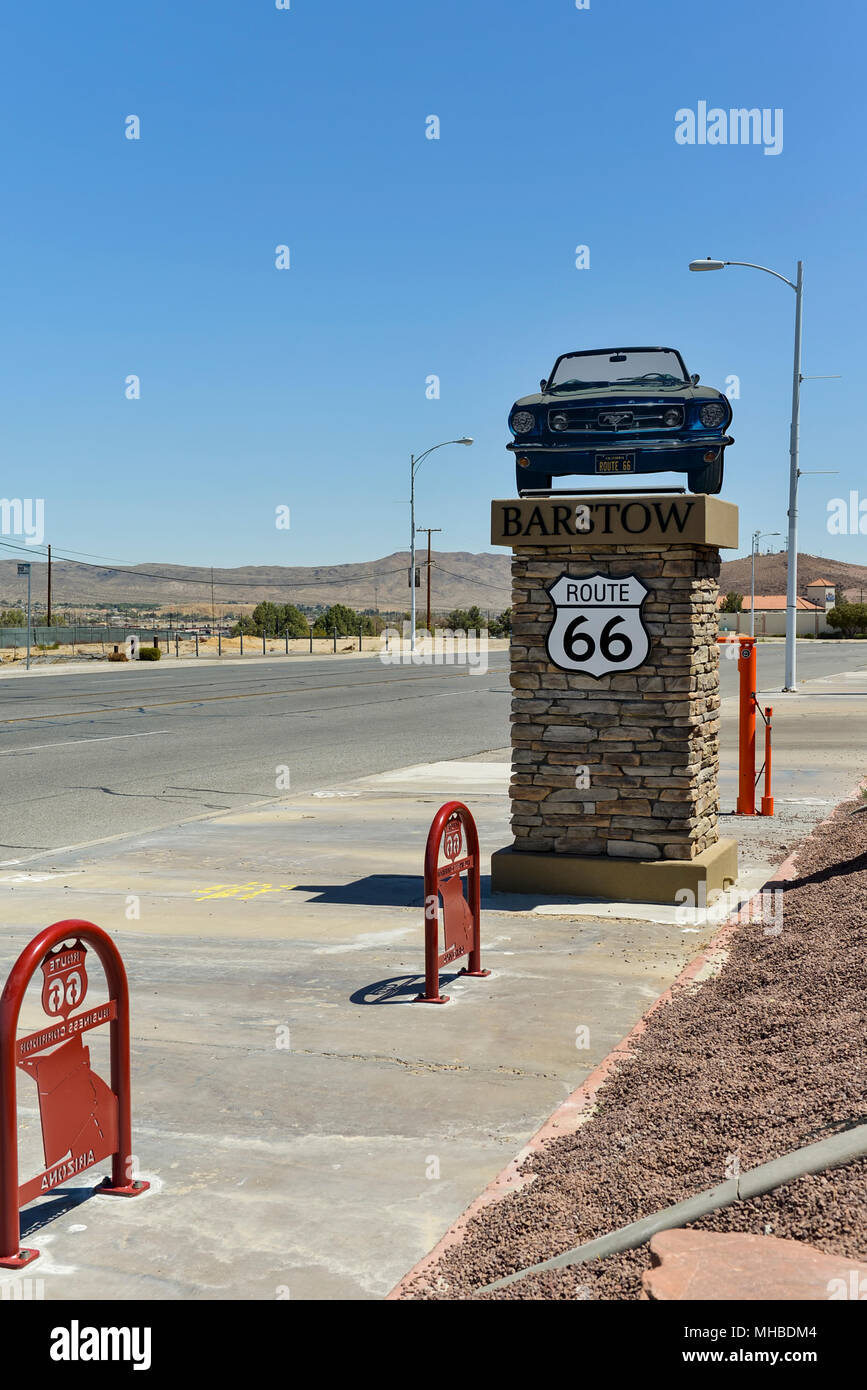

{"left": 718, "top": 580, "right": 837, "bottom": 636}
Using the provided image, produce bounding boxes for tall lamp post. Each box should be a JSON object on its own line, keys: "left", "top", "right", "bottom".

{"left": 750, "top": 529, "right": 781, "bottom": 638}
{"left": 409, "top": 439, "right": 473, "bottom": 651}
{"left": 689, "top": 256, "right": 803, "bottom": 690}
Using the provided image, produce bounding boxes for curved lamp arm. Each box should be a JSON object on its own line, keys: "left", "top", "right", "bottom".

{"left": 412, "top": 437, "right": 473, "bottom": 479}
{"left": 722, "top": 260, "right": 797, "bottom": 291}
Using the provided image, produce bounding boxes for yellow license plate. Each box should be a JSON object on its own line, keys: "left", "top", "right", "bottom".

{"left": 595, "top": 453, "right": 635, "bottom": 474}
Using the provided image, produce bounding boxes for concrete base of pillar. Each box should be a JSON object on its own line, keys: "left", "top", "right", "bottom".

{"left": 490, "top": 838, "right": 738, "bottom": 906}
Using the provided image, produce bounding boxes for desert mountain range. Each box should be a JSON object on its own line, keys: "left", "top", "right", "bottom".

{"left": 0, "top": 549, "right": 864, "bottom": 615}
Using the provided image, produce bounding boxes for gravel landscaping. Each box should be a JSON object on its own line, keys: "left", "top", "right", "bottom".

{"left": 403, "top": 789, "right": 867, "bottom": 1299}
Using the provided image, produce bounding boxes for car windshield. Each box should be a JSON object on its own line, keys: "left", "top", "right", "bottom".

{"left": 548, "top": 349, "right": 689, "bottom": 391}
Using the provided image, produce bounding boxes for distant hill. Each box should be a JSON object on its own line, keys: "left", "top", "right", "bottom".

{"left": 0, "top": 551, "right": 512, "bottom": 616}
{"left": 1, "top": 548, "right": 863, "bottom": 617}
{"left": 719, "top": 551, "right": 867, "bottom": 603}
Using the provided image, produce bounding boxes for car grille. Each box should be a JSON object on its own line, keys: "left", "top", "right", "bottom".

{"left": 547, "top": 404, "right": 684, "bottom": 434}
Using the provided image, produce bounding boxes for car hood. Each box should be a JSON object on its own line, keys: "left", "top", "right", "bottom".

{"left": 513, "top": 383, "right": 726, "bottom": 409}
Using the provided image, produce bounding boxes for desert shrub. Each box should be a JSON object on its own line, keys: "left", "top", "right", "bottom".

{"left": 139, "top": 646, "right": 161, "bottom": 661}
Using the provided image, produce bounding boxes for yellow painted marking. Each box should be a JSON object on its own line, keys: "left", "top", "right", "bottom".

{"left": 194, "top": 881, "right": 297, "bottom": 902}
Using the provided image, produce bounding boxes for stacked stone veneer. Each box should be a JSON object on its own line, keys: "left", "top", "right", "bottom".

{"left": 509, "top": 543, "right": 722, "bottom": 862}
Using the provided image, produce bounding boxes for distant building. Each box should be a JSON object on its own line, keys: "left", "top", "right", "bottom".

{"left": 718, "top": 581, "right": 837, "bottom": 636}
{"left": 805, "top": 578, "right": 836, "bottom": 612}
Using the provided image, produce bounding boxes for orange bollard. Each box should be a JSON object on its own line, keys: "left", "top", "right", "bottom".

{"left": 736, "top": 637, "right": 757, "bottom": 815}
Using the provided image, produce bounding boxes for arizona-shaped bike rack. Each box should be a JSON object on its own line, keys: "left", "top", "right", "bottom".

{"left": 0, "top": 918, "right": 150, "bottom": 1268}
{"left": 415, "top": 801, "right": 490, "bottom": 1004}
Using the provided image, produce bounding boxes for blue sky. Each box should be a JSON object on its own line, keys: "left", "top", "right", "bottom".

{"left": 2, "top": 0, "right": 864, "bottom": 579}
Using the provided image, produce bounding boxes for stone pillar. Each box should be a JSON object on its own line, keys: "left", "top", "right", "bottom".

{"left": 490, "top": 493, "right": 739, "bottom": 904}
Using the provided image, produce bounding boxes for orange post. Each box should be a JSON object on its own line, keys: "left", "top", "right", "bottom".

{"left": 717, "top": 635, "right": 772, "bottom": 816}
{"left": 736, "top": 637, "right": 757, "bottom": 814}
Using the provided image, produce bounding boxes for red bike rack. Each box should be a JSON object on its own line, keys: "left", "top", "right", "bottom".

{"left": 0, "top": 920, "right": 149, "bottom": 1268}
{"left": 415, "top": 801, "right": 490, "bottom": 1004}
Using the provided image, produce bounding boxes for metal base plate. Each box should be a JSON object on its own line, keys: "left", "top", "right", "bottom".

{"left": 96, "top": 1177, "right": 151, "bottom": 1198}
{"left": 0, "top": 1246, "right": 39, "bottom": 1269}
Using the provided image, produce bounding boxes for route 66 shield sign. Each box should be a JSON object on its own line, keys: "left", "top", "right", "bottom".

{"left": 443, "top": 817, "right": 463, "bottom": 861}
{"left": 545, "top": 572, "right": 651, "bottom": 679}
{"left": 40, "top": 940, "right": 88, "bottom": 1020}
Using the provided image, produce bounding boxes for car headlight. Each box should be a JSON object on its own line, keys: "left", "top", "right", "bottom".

{"left": 699, "top": 402, "right": 728, "bottom": 428}
{"left": 663, "top": 408, "right": 683, "bottom": 427}
{"left": 511, "top": 411, "right": 536, "bottom": 434}
{"left": 550, "top": 413, "right": 569, "bottom": 431}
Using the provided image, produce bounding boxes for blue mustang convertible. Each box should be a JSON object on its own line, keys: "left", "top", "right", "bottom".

{"left": 508, "top": 346, "right": 733, "bottom": 495}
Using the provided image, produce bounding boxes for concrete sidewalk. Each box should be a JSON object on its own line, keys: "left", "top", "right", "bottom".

{"left": 0, "top": 666, "right": 865, "bottom": 1300}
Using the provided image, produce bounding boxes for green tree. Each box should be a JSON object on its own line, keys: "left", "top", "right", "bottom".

{"left": 277, "top": 604, "right": 310, "bottom": 637}
{"left": 826, "top": 602, "right": 867, "bottom": 638}
{"left": 232, "top": 602, "right": 310, "bottom": 638}
{"left": 720, "top": 592, "right": 744, "bottom": 613}
{"left": 0, "top": 609, "right": 25, "bottom": 626}
{"left": 444, "top": 605, "right": 485, "bottom": 631}
{"left": 489, "top": 607, "right": 512, "bottom": 637}
{"left": 251, "top": 601, "right": 279, "bottom": 636}
{"left": 312, "top": 604, "right": 375, "bottom": 636}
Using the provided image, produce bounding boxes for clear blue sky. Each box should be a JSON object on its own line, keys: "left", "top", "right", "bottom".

{"left": 2, "top": 0, "right": 864, "bottom": 576}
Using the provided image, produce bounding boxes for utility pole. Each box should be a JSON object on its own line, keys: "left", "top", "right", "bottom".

{"left": 47, "top": 544, "right": 52, "bottom": 626}
{"left": 18, "top": 563, "right": 31, "bottom": 670}
{"left": 417, "top": 527, "right": 441, "bottom": 632}
{"left": 210, "top": 567, "right": 215, "bottom": 627}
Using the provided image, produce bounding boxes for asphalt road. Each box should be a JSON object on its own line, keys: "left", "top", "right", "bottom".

{"left": 0, "top": 656, "right": 512, "bottom": 857}
{"left": 0, "top": 641, "right": 864, "bottom": 858}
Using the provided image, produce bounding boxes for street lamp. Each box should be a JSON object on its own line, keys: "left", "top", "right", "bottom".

{"left": 688, "top": 255, "right": 803, "bottom": 690}
{"left": 750, "top": 530, "right": 781, "bottom": 638}
{"left": 409, "top": 438, "right": 473, "bottom": 651}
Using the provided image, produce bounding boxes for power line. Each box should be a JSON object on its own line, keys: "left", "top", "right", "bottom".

{"left": 0, "top": 539, "right": 410, "bottom": 592}
{"left": 434, "top": 565, "right": 511, "bottom": 594}
{"left": 0, "top": 538, "right": 510, "bottom": 604}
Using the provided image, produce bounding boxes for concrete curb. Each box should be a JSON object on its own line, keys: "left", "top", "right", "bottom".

{"left": 386, "top": 783, "right": 867, "bottom": 1300}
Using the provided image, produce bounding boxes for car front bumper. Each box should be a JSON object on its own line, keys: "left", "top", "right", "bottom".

{"left": 508, "top": 435, "right": 733, "bottom": 475}
{"left": 507, "top": 434, "right": 733, "bottom": 455}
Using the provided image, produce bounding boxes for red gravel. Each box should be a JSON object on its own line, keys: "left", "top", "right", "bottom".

{"left": 402, "top": 793, "right": 867, "bottom": 1299}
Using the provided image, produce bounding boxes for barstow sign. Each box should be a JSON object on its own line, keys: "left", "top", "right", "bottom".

{"left": 491, "top": 493, "right": 738, "bottom": 549}
{"left": 490, "top": 489, "right": 739, "bottom": 904}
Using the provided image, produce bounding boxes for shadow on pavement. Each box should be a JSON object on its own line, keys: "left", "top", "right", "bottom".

{"left": 20, "top": 1182, "right": 98, "bottom": 1238}
{"left": 295, "top": 876, "right": 421, "bottom": 907}
{"left": 298, "top": 873, "right": 594, "bottom": 914}
{"left": 350, "top": 972, "right": 463, "bottom": 1005}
